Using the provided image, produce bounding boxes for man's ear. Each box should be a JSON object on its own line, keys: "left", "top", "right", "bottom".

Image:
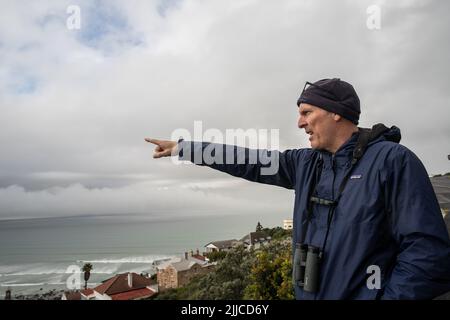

{"left": 333, "top": 113, "right": 342, "bottom": 121}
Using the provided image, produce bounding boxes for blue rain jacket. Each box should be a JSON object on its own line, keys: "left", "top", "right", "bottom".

{"left": 178, "top": 125, "right": 450, "bottom": 299}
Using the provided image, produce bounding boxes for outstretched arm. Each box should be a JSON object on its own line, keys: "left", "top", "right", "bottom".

{"left": 145, "top": 138, "right": 304, "bottom": 190}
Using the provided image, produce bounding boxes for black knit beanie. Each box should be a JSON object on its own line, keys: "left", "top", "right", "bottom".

{"left": 297, "top": 78, "right": 361, "bottom": 125}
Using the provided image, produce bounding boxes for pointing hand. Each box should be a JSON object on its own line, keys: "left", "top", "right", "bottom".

{"left": 145, "top": 138, "right": 178, "bottom": 159}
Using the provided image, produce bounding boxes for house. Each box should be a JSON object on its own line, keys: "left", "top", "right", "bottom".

{"left": 93, "top": 272, "right": 156, "bottom": 300}
{"left": 61, "top": 291, "right": 82, "bottom": 300}
{"left": 190, "top": 249, "right": 209, "bottom": 262}
{"left": 80, "top": 288, "right": 95, "bottom": 300}
{"left": 156, "top": 252, "right": 214, "bottom": 291}
{"left": 240, "top": 231, "right": 271, "bottom": 250}
{"left": 204, "top": 239, "right": 238, "bottom": 253}
{"left": 283, "top": 219, "right": 293, "bottom": 230}
{"left": 62, "top": 272, "right": 157, "bottom": 300}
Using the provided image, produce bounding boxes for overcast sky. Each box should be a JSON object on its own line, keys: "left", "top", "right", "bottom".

{"left": 0, "top": 0, "right": 449, "bottom": 220}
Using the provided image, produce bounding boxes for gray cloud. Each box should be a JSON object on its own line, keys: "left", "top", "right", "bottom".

{"left": 0, "top": 0, "right": 449, "bottom": 219}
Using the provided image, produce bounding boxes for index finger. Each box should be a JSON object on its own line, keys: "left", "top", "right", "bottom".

{"left": 145, "top": 138, "right": 160, "bottom": 145}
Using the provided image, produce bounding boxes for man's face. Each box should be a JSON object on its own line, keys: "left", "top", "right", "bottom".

{"left": 298, "top": 103, "right": 337, "bottom": 151}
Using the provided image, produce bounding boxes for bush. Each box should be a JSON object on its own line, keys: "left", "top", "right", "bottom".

{"left": 155, "top": 227, "right": 294, "bottom": 300}
{"left": 243, "top": 240, "right": 294, "bottom": 300}
{"left": 205, "top": 250, "right": 227, "bottom": 262}
{"left": 155, "top": 245, "right": 256, "bottom": 300}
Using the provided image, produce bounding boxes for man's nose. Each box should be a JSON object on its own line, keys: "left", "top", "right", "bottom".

{"left": 298, "top": 116, "right": 306, "bottom": 129}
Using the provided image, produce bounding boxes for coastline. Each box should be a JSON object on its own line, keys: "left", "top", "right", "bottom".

{"left": 9, "top": 289, "right": 65, "bottom": 300}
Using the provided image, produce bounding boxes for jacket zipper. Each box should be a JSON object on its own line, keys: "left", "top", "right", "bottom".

{"left": 315, "top": 155, "right": 336, "bottom": 300}
{"left": 317, "top": 155, "right": 336, "bottom": 299}
{"left": 331, "top": 155, "right": 336, "bottom": 199}
{"left": 328, "top": 156, "right": 336, "bottom": 236}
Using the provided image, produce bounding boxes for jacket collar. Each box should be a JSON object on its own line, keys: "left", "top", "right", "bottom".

{"left": 315, "top": 124, "right": 401, "bottom": 169}
{"left": 319, "top": 131, "right": 359, "bottom": 168}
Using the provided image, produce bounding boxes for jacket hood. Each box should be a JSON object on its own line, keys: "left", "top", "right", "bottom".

{"left": 320, "top": 124, "right": 401, "bottom": 167}
{"left": 378, "top": 124, "right": 401, "bottom": 144}
{"left": 352, "top": 123, "right": 401, "bottom": 164}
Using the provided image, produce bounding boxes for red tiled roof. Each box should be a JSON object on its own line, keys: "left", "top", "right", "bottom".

{"left": 94, "top": 273, "right": 153, "bottom": 295}
{"left": 80, "top": 288, "right": 94, "bottom": 296}
{"left": 63, "top": 291, "right": 81, "bottom": 300}
{"left": 192, "top": 254, "right": 206, "bottom": 261}
{"left": 110, "top": 288, "right": 155, "bottom": 300}
{"left": 94, "top": 276, "right": 117, "bottom": 295}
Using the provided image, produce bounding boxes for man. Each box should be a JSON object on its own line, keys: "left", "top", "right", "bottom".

{"left": 146, "top": 78, "right": 450, "bottom": 299}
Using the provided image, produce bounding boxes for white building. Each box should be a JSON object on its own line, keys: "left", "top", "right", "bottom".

{"left": 239, "top": 231, "right": 271, "bottom": 250}
{"left": 283, "top": 219, "right": 293, "bottom": 230}
{"left": 204, "top": 239, "right": 238, "bottom": 253}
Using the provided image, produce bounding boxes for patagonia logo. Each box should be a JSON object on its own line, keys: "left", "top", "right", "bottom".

{"left": 350, "top": 174, "right": 362, "bottom": 179}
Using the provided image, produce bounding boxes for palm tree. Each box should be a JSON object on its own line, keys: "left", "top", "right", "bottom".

{"left": 82, "top": 263, "right": 93, "bottom": 290}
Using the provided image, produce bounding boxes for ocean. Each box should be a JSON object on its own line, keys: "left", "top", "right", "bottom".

{"left": 0, "top": 212, "right": 286, "bottom": 298}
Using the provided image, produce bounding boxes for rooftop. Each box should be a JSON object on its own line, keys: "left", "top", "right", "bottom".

{"left": 205, "top": 239, "right": 237, "bottom": 249}
{"left": 80, "top": 288, "right": 94, "bottom": 296}
{"left": 94, "top": 272, "right": 153, "bottom": 296}
{"left": 110, "top": 288, "right": 155, "bottom": 300}
{"left": 171, "top": 260, "right": 200, "bottom": 272}
{"left": 240, "top": 231, "right": 271, "bottom": 246}
{"left": 157, "top": 254, "right": 208, "bottom": 271}
{"left": 63, "top": 291, "right": 81, "bottom": 300}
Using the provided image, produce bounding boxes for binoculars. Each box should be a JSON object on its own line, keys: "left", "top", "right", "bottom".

{"left": 293, "top": 243, "right": 322, "bottom": 293}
